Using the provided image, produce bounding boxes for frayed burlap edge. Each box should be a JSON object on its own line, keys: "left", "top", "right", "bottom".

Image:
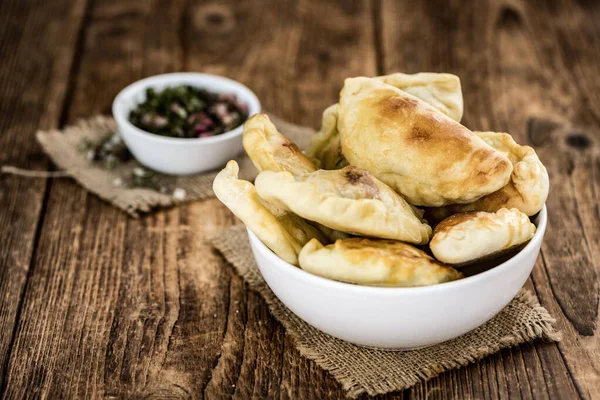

{"left": 35, "top": 116, "right": 213, "bottom": 217}
{"left": 211, "top": 225, "right": 561, "bottom": 398}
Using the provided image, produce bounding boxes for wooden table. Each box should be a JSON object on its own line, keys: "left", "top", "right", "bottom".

{"left": 0, "top": 0, "right": 598, "bottom": 398}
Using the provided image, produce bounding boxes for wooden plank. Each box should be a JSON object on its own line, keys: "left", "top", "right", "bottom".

{"left": 6, "top": 0, "right": 597, "bottom": 398}
{"left": 380, "top": 0, "right": 599, "bottom": 398}
{"left": 0, "top": 0, "right": 87, "bottom": 391}
{"left": 1, "top": 0, "right": 188, "bottom": 398}
{"left": 156, "top": 0, "right": 378, "bottom": 397}
{"left": 191, "top": 1, "right": 378, "bottom": 398}
{"left": 488, "top": 0, "right": 600, "bottom": 397}
{"left": 1, "top": 0, "right": 378, "bottom": 398}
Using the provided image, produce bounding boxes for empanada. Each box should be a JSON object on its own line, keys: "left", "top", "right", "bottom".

{"left": 311, "top": 222, "right": 352, "bottom": 242}
{"left": 299, "top": 238, "right": 463, "bottom": 287}
{"left": 429, "top": 208, "right": 536, "bottom": 265}
{"left": 376, "top": 72, "right": 464, "bottom": 122}
{"left": 338, "top": 77, "right": 513, "bottom": 206}
{"left": 213, "top": 160, "right": 326, "bottom": 265}
{"left": 305, "top": 104, "right": 348, "bottom": 170}
{"left": 425, "top": 131, "right": 549, "bottom": 223}
{"left": 243, "top": 113, "right": 317, "bottom": 176}
{"left": 306, "top": 72, "right": 464, "bottom": 170}
{"left": 254, "top": 165, "right": 432, "bottom": 244}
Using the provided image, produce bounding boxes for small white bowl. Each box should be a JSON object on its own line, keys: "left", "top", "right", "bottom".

{"left": 112, "top": 73, "right": 261, "bottom": 175}
{"left": 247, "top": 206, "right": 547, "bottom": 349}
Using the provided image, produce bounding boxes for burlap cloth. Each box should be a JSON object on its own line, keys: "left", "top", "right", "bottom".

{"left": 212, "top": 226, "right": 560, "bottom": 398}
{"left": 35, "top": 114, "right": 314, "bottom": 217}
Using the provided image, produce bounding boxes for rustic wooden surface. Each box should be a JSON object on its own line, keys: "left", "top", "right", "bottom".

{"left": 0, "top": 0, "right": 598, "bottom": 398}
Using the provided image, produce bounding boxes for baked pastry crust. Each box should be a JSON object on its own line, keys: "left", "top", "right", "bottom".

{"left": 255, "top": 165, "right": 432, "bottom": 244}
{"left": 306, "top": 72, "right": 464, "bottom": 170}
{"left": 299, "top": 237, "right": 463, "bottom": 287}
{"left": 425, "top": 131, "right": 549, "bottom": 223}
{"left": 430, "top": 208, "right": 536, "bottom": 265}
{"left": 338, "top": 77, "right": 513, "bottom": 206}
{"left": 243, "top": 113, "right": 317, "bottom": 176}
{"left": 213, "top": 160, "right": 326, "bottom": 265}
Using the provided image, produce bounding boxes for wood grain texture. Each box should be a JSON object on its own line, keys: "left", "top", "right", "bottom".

{"left": 0, "top": 0, "right": 87, "bottom": 392}
{"left": 1, "top": 0, "right": 188, "bottom": 398}
{"left": 1, "top": 0, "right": 377, "bottom": 398}
{"left": 0, "top": 0, "right": 599, "bottom": 398}
{"left": 381, "top": 0, "right": 600, "bottom": 399}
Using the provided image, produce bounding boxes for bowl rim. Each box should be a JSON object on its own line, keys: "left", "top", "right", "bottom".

{"left": 112, "top": 72, "right": 261, "bottom": 145}
{"left": 247, "top": 205, "right": 547, "bottom": 294}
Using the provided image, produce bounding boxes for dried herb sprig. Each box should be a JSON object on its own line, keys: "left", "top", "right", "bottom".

{"left": 81, "top": 133, "right": 188, "bottom": 197}
{"left": 80, "top": 132, "right": 132, "bottom": 169}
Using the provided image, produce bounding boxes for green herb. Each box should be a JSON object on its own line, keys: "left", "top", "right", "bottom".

{"left": 128, "top": 85, "right": 249, "bottom": 139}
{"left": 80, "top": 133, "right": 188, "bottom": 196}
{"left": 80, "top": 133, "right": 132, "bottom": 169}
{"left": 129, "top": 167, "right": 162, "bottom": 189}
{"left": 127, "top": 167, "right": 186, "bottom": 198}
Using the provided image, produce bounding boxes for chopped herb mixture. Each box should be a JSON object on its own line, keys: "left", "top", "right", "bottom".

{"left": 128, "top": 85, "right": 249, "bottom": 138}
{"left": 81, "top": 132, "right": 132, "bottom": 169}
{"left": 81, "top": 133, "right": 180, "bottom": 193}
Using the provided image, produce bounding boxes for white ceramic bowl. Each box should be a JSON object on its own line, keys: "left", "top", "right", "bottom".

{"left": 247, "top": 206, "right": 547, "bottom": 349}
{"left": 112, "top": 73, "right": 261, "bottom": 175}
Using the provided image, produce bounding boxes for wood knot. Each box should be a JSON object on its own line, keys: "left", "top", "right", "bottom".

{"left": 565, "top": 133, "right": 591, "bottom": 149}
{"left": 193, "top": 4, "right": 235, "bottom": 34}
{"left": 206, "top": 12, "right": 224, "bottom": 25}
{"left": 497, "top": 5, "right": 522, "bottom": 29}
{"left": 317, "top": 49, "right": 331, "bottom": 63}
{"left": 142, "top": 384, "right": 191, "bottom": 399}
{"left": 527, "top": 117, "right": 559, "bottom": 147}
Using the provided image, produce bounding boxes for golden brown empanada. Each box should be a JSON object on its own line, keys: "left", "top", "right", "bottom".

{"left": 310, "top": 222, "right": 352, "bottom": 242}
{"left": 305, "top": 104, "right": 348, "bottom": 170}
{"left": 254, "top": 165, "right": 432, "bottom": 244}
{"left": 243, "top": 113, "right": 317, "bottom": 176}
{"left": 299, "top": 238, "right": 463, "bottom": 287}
{"left": 306, "top": 73, "right": 464, "bottom": 170}
{"left": 337, "top": 77, "right": 513, "bottom": 206}
{"left": 376, "top": 72, "right": 464, "bottom": 122}
{"left": 425, "top": 132, "right": 549, "bottom": 223}
{"left": 429, "top": 208, "right": 536, "bottom": 265}
{"left": 213, "top": 160, "right": 326, "bottom": 265}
